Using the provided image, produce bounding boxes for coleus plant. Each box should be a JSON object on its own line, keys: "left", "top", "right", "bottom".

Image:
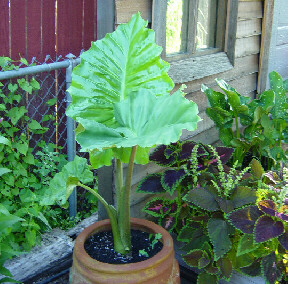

{"left": 137, "top": 141, "right": 235, "bottom": 232}
{"left": 45, "top": 13, "right": 201, "bottom": 255}
{"left": 138, "top": 142, "right": 257, "bottom": 283}
{"left": 227, "top": 159, "right": 288, "bottom": 284}
{"left": 202, "top": 71, "right": 288, "bottom": 169}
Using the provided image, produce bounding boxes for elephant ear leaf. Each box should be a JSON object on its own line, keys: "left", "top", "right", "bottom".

{"left": 76, "top": 90, "right": 200, "bottom": 151}
{"left": 66, "top": 12, "right": 174, "bottom": 126}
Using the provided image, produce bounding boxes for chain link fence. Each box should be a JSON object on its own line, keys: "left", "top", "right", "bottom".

{"left": 0, "top": 55, "right": 81, "bottom": 216}
{"left": 0, "top": 55, "right": 79, "bottom": 156}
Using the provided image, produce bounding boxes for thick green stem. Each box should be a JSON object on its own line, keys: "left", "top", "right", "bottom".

{"left": 118, "top": 146, "right": 137, "bottom": 252}
{"left": 115, "top": 158, "right": 123, "bottom": 217}
{"left": 77, "top": 182, "right": 126, "bottom": 254}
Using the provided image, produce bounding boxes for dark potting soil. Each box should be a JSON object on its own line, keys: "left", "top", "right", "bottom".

{"left": 84, "top": 229, "right": 163, "bottom": 264}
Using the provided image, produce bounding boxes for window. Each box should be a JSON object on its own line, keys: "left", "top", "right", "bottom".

{"left": 152, "top": 0, "right": 238, "bottom": 83}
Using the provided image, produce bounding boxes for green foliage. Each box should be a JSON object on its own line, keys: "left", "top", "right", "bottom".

{"left": 0, "top": 57, "right": 95, "bottom": 281}
{"left": 202, "top": 71, "right": 288, "bottom": 169}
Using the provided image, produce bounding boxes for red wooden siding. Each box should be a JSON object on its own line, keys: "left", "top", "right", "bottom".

{"left": 0, "top": 0, "right": 97, "bottom": 62}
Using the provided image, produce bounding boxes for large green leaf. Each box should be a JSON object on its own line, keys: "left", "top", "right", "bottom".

{"left": 41, "top": 156, "right": 94, "bottom": 205}
{"left": 76, "top": 90, "right": 200, "bottom": 152}
{"left": 66, "top": 12, "right": 174, "bottom": 126}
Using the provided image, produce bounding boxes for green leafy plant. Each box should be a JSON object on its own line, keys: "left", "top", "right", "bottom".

{"left": 227, "top": 159, "right": 288, "bottom": 284}
{"left": 139, "top": 142, "right": 257, "bottom": 283}
{"left": 0, "top": 57, "right": 77, "bottom": 282}
{"left": 47, "top": 13, "right": 201, "bottom": 255}
{"left": 202, "top": 71, "right": 288, "bottom": 169}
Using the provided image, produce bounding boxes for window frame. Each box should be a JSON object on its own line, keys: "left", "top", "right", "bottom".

{"left": 152, "top": 0, "right": 239, "bottom": 84}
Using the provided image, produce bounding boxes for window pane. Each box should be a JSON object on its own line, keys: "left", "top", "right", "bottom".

{"left": 196, "top": 0, "right": 218, "bottom": 50}
{"left": 166, "top": 0, "right": 189, "bottom": 55}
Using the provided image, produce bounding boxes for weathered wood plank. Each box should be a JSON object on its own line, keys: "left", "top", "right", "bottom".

{"left": 168, "top": 52, "right": 233, "bottom": 84}
{"left": 236, "top": 18, "right": 262, "bottom": 38}
{"left": 238, "top": 1, "right": 263, "bottom": 20}
{"left": 115, "top": 0, "right": 152, "bottom": 23}
{"left": 235, "top": 36, "right": 261, "bottom": 58}
{"left": 182, "top": 54, "right": 259, "bottom": 94}
{"left": 1, "top": 214, "right": 99, "bottom": 283}
{"left": 152, "top": 0, "right": 167, "bottom": 54}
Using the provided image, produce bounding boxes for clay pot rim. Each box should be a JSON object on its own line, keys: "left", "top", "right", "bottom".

{"left": 73, "top": 218, "right": 175, "bottom": 273}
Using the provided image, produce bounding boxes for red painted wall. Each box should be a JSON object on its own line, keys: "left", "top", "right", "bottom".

{"left": 0, "top": 0, "right": 97, "bottom": 62}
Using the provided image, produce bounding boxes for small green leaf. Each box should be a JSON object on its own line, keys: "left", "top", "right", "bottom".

{"left": 0, "top": 167, "right": 11, "bottom": 177}
{"left": 17, "top": 78, "right": 33, "bottom": 94}
{"left": 230, "top": 186, "right": 257, "bottom": 209}
{"left": 46, "top": 97, "right": 57, "bottom": 106}
{"left": 19, "top": 188, "right": 36, "bottom": 203}
{"left": 208, "top": 218, "right": 232, "bottom": 260}
{"left": 17, "top": 141, "right": 28, "bottom": 155}
{"left": 8, "top": 83, "right": 18, "bottom": 93}
{"left": 28, "top": 120, "right": 43, "bottom": 131}
{"left": 183, "top": 188, "right": 219, "bottom": 212}
{"left": 236, "top": 234, "right": 258, "bottom": 257}
{"left": 20, "top": 57, "right": 28, "bottom": 66}
{"left": 30, "top": 77, "right": 40, "bottom": 89}
{"left": 25, "top": 230, "right": 37, "bottom": 247}
{"left": 0, "top": 214, "right": 23, "bottom": 230}
{"left": 250, "top": 158, "right": 264, "bottom": 179}
{"left": 217, "top": 257, "right": 232, "bottom": 281}
{"left": 7, "top": 106, "right": 27, "bottom": 125}
{"left": 197, "top": 272, "right": 218, "bottom": 284}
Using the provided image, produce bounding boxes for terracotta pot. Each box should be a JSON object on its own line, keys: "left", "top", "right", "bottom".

{"left": 71, "top": 218, "right": 180, "bottom": 284}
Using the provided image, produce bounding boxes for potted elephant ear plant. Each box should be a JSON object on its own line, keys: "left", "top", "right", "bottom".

{"left": 46, "top": 13, "right": 200, "bottom": 283}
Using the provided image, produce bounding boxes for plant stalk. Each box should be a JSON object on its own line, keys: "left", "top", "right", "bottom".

{"left": 115, "top": 158, "right": 123, "bottom": 217}
{"left": 78, "top": 182, "right": 126, "bottom": 254}
{"left": 118, "top": 145, "right": 137, "bottom": 252}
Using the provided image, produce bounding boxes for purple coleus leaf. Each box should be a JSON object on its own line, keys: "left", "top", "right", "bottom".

{"left": 136, "top": 174, "right": 165, "bottom": 194}
{"left": 278, "top": 232, "right": 288, "bottom": 250}
{"left": 161, "top": 168, "right": 186, "bottom": 195}
{"left": 149, "top": 144, "right": 176, "bottom": 166}
{"left": 161, "top": 215, "right": 176, "bottom": 232}
{"left": 258, "top": 200, "right": 288, "bottom": 222}
{"left": 196, "top": 145, "right": 234, "bottom": 170}
{"left": 215, "top": 146, "right": 234, "bottom": 165}
{"left": 261, "top": 252, "right": 283, "bottom": 284}
{"left": 178, "top": 141, "right": 197, "bottom": 161}
{"left": 258, "top": 200, "right": 277, "bottom": 216}
{"left": 254, "top": 215, "right": 284, "bottom": 243}
{"left": 240, "top": 259, "right": 262, "bottom": 277}
{"left": 227, "top": 205, "right": 263, "bottom": 233}
{"left": 143, "top": 198, "right": 166, "bottom": 217}
{"left": 276, "top": 212, "right": 288, "bottom": 222}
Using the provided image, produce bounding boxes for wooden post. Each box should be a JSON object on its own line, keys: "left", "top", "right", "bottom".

{"left": 257, "top": 0, "right": 275, "bottom": 94}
